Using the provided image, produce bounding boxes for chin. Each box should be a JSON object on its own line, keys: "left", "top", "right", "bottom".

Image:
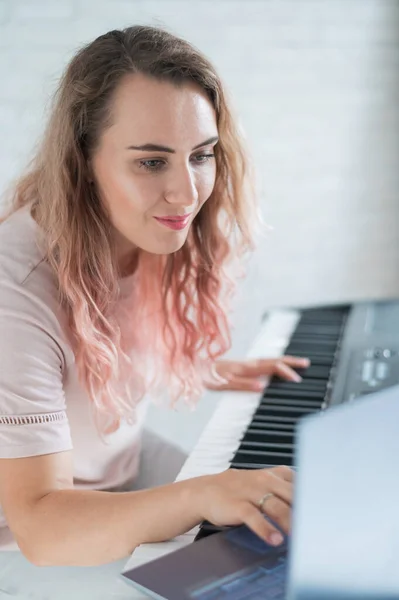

{"left": 143, "top": 235, "right": 188, "bottom": 255}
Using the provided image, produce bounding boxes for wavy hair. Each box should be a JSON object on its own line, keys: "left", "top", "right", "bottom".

{"left": 1, "top": 25, "right": 263, "bottom": 439}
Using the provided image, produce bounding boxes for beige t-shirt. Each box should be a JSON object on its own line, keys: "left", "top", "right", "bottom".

{"left": 0, "top": 204, "right": 148, "bottom": 536}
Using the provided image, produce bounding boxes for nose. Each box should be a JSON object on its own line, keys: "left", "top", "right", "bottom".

{"left": 164, "top": 164, "right": 198, "bottom": 208}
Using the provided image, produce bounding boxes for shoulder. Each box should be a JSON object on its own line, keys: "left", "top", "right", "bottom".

{"left": 0, "top": 210, "right": 73, "bottom": 459}
{"left": 0, "top": 204, "right": 70, "bottom": 361}
{"left": 0, "top": 204, "right": 45, "bottom": 284}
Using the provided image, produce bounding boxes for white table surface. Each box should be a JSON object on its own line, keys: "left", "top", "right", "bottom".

{"left": 0, "top": 526, "right": 153, "bottom": 599}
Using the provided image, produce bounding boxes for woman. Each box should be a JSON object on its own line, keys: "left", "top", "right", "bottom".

{"left": 0, "top": 25, "right": 309, "bottom": 568}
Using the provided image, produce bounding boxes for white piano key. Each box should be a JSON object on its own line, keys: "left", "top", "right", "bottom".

{"left": 186, "top": 449, "right": 234, "bottom": 459}
{"left": 179, "top": 467, "right": 227, "bottom": 478}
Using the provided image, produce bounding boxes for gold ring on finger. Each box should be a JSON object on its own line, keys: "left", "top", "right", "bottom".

{"left": 258, "top": 492, "right": 274, "bottom": 511}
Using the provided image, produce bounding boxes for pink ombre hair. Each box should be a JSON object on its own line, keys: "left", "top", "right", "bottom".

{"left": 1, "top": 26, "right": 263, "bottom": 438}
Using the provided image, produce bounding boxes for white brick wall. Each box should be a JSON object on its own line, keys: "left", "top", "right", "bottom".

{"left": 12, "top": 1, "right": 75, "bottom": 20}
{"left": 0, "top": 1, "right": 398, "bottom": 415}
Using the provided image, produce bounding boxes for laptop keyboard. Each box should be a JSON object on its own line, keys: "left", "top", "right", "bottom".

{"left": 189, "top": 553, "right": 287, "bottom": 599}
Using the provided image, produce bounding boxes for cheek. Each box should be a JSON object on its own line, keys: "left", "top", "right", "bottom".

{"left": 106, "top": 167, "right": 156, "bottom": 214}
{"left": 95, "top": 161, "right": 130, "bottom": 208}
{"left": 198, "top": 166, "right": 217, "bottom": 201}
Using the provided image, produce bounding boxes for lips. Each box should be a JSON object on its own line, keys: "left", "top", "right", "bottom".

{"left": 154, "top": 213, "right": 192, "bottom": 222}
{"left": 153, "top": 214, "right": 192, "bottom": 231}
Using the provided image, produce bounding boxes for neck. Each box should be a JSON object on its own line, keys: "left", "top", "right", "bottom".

{"left": 119, "top": 250, "right": 139, "bottom": 278}
{"left": 113, "top": 228, "right": 138, "bottom": 278}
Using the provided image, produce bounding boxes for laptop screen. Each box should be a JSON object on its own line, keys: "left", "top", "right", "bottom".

{"left": 288, "top": 384, "right": 399, "bottom": 600}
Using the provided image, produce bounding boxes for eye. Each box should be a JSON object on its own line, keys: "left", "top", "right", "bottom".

{"left": 137, "top": 154, "right": 215, "bottom": 173}
{"left": 192, "top": 153, "right": 215, "bottom": 164}
{"left": 138, "top": 159, "right": 165, "bottom": 172}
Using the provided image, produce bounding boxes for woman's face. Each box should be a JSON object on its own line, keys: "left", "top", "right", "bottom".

{"left": 91, "top": 73, "right": 219, "bottom": 271}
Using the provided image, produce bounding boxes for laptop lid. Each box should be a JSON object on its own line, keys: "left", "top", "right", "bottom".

{"left": 288, "top": 384, "right": 399, "bottom": 600}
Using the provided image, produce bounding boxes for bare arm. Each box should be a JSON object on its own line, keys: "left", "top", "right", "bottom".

{"left": 27, "top": 480, "right": 204, "bottom": 566}
{"left": 0, "top": 451, "right": 293, "bottom": 567}
{"left": 0, "top": 450, "right": 203, "bottom": 566}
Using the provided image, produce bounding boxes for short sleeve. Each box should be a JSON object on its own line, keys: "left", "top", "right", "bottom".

{"left": 0, "top": 277, "right": 73, "bottom": 458}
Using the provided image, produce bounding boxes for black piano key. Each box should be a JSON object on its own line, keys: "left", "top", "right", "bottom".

{"left": 236, "top": 441, "right": 294, "bottom": 452}
{"left": 294, "top": 356, "right": 334, "bottom": 366}
{"left": 294, "top": 326, "right": 342, "bottom": 336}
{"left": 261, "top": 395, "right": 325, "bottom": 405}
{"left": 262, "top": 389, "right": 325, "bottom": 400}
{"left": 251, "top": 414, "right": 299, "bottom": 424}
{"left": 249, "top": 421, "right": 296, "bottom": 432}
{"left": 299, "top": 379, "right": 331, "bottom": 388}
{"left": 239, "top": 442, "right": 294, "bottom": 451}
{"left": 298, "top": 378, "right": 329, "bottom": 388}
{"left": 266, "top": 390, "right": 327, "bottom": 400}
{"left": 233, "top": 450, "right": 293, "bottom": 467}
{"left": 288, "top": 337, "right": 338, "bottom": 345}
{"left": 264, "top": 384, "right": 326, "bottom": 395}
{"left": 296, "top": 366, "right": 332, "bottom": 379}
{"left": 287, "top": 347, "right": 335, "bottom": 359}
{"left": 240, "top": 429, "right": 293, "bottom": 444}
{"left": 254, "top": 405, "right": 319, "bottom": 419}
{"left": 294, "top": 338, "right": 338, "bottom": 346}
{"left": 288, "top": 337, "right": 339, "bottom": 347}
{"left": 259, "top": 398, "right": 324, "bottom": 410}
{"left": 231, "top": 462, "right": 278, "bottom": 470}
{"left": 291, "top": 356, "right": 335, "bottom": 366}
{"left": 239, "top": 442, "right": 294, "bottom": 454}
{"left": 299, "top": 309, "right": 347, "bottom": 319}
{"left": 294, "top": 338, "right": 340, "bottom": 345}
{"left": 267, "top": 380, "right": 327, "bottom": 391}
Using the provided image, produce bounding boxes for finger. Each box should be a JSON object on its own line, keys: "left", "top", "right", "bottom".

{"left": 241, "top": 357, "right": 309, "bottom": 378}
{"left": 229, "top": 375, "right": 266, "bottom": 392}
{"left": 236, "top": 502, "right": 285, "bottom": 546}
{"left": 280, "top": 355, "right": 311, "bottom": 368}
{"left": 274, "top": 362, "right": 303, "bottom": 382}
{"left": 257, "top": 493, "right": 292, "bottom": 535}
{"left": 258, "top": 470, "right": 294, "bottom": 505}
{"left": 234, "top": 359, "right": 275, "bottom": 377}
{"left": 208, "top": 375, "right": 265, "bottom": 392}
{"left": 271, "top": 465, "right": 295, "bottom": 483}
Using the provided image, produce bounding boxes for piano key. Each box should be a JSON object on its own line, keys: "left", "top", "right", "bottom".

{"left": 267, "top": 380, "right": 327, "bottom": 390}
{"left": 249, "top": 421, "right": 296, "bottom": 432}
{"left": 254, "top": 405, "right": 319, "bottom": 418}
{"left": 262, "top": 388, "right": 326, "bottom": 400}
{"left": 233, "top": 456, "right": 294, "bottom": 468}
{"left": 296, "top": 366, "right": 332, "bottom": 379}
{"left": 294, "top": 327, "right": 342, "bottom": 335}
{"left": 287, "top": 348, "right": 336, "bottom": 359}
{"left": 231, "top": 461, "right": 290, "bottom": 469}
{"left": 251, "top": 414, "right": 299, "bottom": 424}
{"left": 241, "top": 430, "right": 294, "bottom": 444}
{"left": 288, "top": 338, "right": 339, "bottom": 347}
{"left": 259, "top": 399, "right": 324, "bottom": 409}
{"left": 295, "top": 356, "right": 335, "bottom": 366}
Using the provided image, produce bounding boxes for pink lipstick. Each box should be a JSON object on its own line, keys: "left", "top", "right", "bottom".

{"left": 153, "top": 213, "right": 192, "bottom": 231}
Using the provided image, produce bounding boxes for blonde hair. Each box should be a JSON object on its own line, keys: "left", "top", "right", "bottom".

{"left": 1, "top": 26, "right": 262, "bottom": 439}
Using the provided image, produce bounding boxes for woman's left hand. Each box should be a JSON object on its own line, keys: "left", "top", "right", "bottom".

{"left": 205, "top": 356, "right": 311, "bottom": 392}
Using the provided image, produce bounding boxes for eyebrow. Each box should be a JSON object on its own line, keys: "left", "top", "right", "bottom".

{"left": 126, "top": 136, "right": 219, "bottom": 153}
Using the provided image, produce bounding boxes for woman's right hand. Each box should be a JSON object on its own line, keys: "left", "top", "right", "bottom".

{"left": 197, "top": 466, "right": 294, "bottom": 546}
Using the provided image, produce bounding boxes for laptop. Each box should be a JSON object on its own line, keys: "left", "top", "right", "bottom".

{"left": 121, "top": 384, "right": 399, "bottom": 599}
